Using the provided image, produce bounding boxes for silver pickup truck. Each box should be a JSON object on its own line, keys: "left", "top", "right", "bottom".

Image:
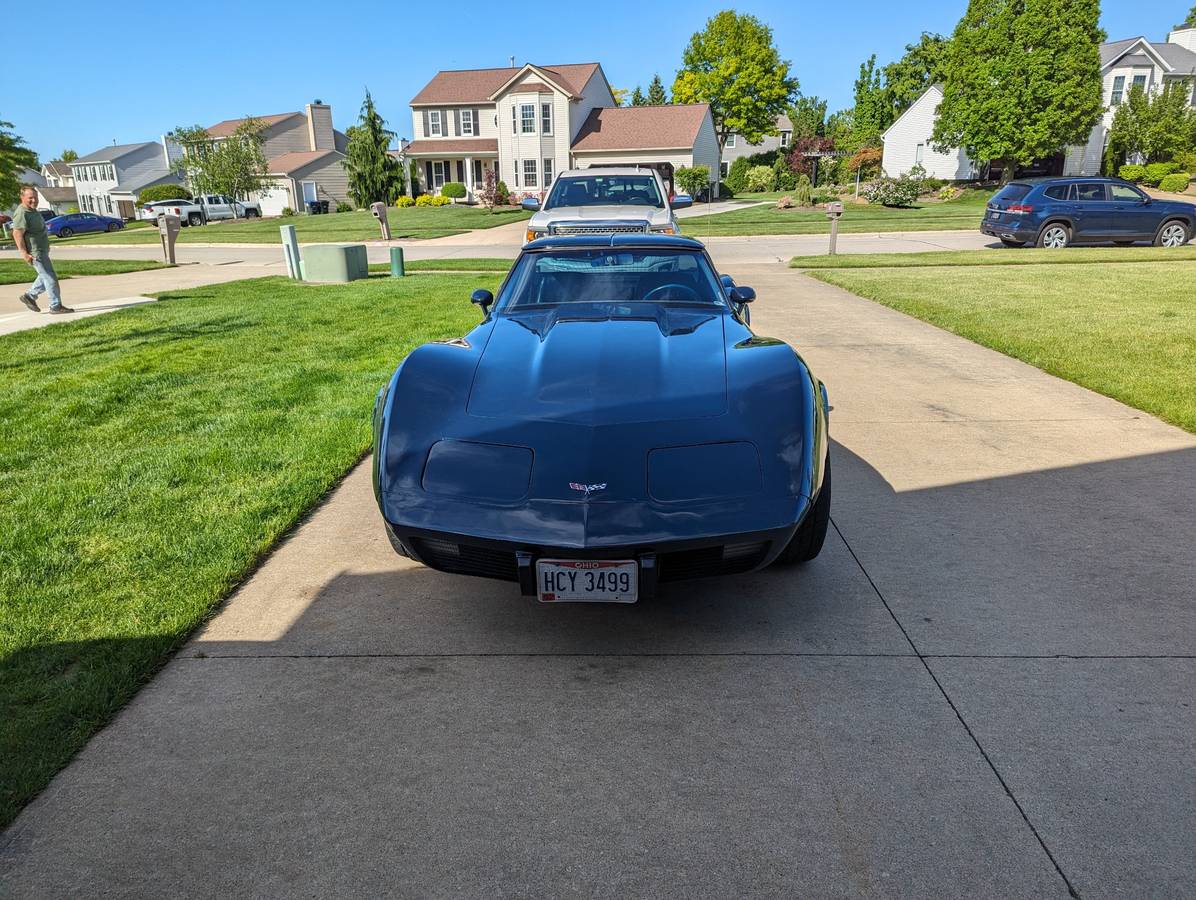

{"left": 521, "top": 167, "right": 692, "bottom": 245}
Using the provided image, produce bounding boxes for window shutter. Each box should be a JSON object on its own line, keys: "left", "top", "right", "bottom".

{"left": 422, "top": 109, "right": 430, "bottom": 137}
{"left": 513, "top": 159, "right": 520, "bottom": 187}
{"left": 456, "top": 160, "right": 465, "bottom": 182}
{"left": 472, "top": 108, "right": 480, "bottom": 136}
{"left": 453, "top": 109, "right": 461, "bottom": 136}
{"left": 425, "top": 161, "right": 433, "bottom": 188}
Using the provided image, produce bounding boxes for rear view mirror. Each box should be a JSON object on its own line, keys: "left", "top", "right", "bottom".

{"left": 521, "top": 197, "right": 541, "bottom": 212}
{"left": 471, "top": 289, "right": 494, "bottom": 313}
{"left": 672, "top": 194, "right": 693, "bottom": 210}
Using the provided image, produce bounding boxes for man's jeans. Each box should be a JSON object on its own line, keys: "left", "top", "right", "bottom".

{"left": 28, "top": 255, "right": 63, "bottom": 310}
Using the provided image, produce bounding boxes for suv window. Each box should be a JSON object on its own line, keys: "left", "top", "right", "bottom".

{"left": 1074, "top": 183, "right": 1106, "bottom": 201}
{"left": 1043, "top": 184, "right": 1071, "bottom": 200}
{"left": 1109, "top": 183, "right": 1144, "bottom": 202}
{"left": 993, "top": 183, "right": 1032, "bottom": 203}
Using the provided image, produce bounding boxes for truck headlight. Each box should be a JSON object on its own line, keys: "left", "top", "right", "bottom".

{"left": 526, "top": 228, "right": 545, "bottom": 243}
{"left": 650, "top": 225, "right": 676, "bottom": 235}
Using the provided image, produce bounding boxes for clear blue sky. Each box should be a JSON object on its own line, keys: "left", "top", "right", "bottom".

{"left": 7, "top": 0, "right": 1187, "bottom": 161}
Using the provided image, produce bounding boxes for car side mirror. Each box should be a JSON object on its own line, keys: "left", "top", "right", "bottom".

{"left": 471, "top": 288, "right": 494, "bottom": 313}
{"left": 730, "top": 286, "right": 756, "bottom": 303}
{"left": 1140, "top": 197, "right": 1151, "bottom": 205}
{"left": 672, "top": 194, "right": 693, "bottom": 210}
{"left": 521, "top": 197, "right": 541, "bottom": 212}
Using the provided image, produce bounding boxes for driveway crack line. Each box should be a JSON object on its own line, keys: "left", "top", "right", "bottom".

{"left": 830, "top": 517, "right": 1082, "bottom": 899}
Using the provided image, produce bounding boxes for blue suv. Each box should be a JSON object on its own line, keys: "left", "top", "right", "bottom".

{"left": 981, "top": 177, "right": 1194, "bottom": 248}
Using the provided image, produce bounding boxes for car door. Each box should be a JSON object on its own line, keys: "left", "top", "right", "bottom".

{"left": 1070, "top": 182, "right": 1110, "bottom": 240}
{"left": 80, "top": 214, "right": 101, "bottom": 233}
{"left": 1106, "top": 182, "right": 1155, "bottom": 240}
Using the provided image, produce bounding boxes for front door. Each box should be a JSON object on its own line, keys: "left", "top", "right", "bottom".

{"left": 302, "top": 181, "right": 318, "bottom": 205}
{"left": 117, "top": 199, "right": 135, "bottom": 220}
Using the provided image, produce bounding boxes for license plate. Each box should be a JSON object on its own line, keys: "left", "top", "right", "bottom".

{"left": 537, "top": 559, "right": 638, "bottom": 603}
{"left": 989, "top": 211, "right": 1001, "bottom": 221}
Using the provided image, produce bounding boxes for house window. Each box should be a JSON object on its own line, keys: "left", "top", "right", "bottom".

{"left": 1111, "top": 75, "right": 1125, "bottom": 105}
{"left": 432, "top": 160, "right": 446, "bottom": 188}
{"left": 429, "top": 110, "right": 442, "bottom": 137}
{"left": 523, "top": 159, "right": 538, "bottom": 187}
{"left": 541, "top": 102, "right": 552, "bottom": 135}
{"left": 512, "top": 105, "right": 518, "bottom": 134}
{"left": 726, "top": 134, "right": 736, "bottom": 148}
{"left": 105, "top": 195, "right": 113, "bottom": 213}
{"left": 915, "top": 143, "right": 925, "bottom": 164}
{"left": 513, "top": 159, "right": 520, "bottom": 187}
{"left": 521, "top": 103, "right": 535, "bottom": 134}
{"left": 720, "top": 161, "right": 729, "bottom": 177}
{"left": 461, "top": 109, "right": 474, "bottom": 136}
{"left": 543, "top": 157, "right": 553, "bottom": 186}
{"left": 1132, "top": 74, "right": 1147, "bottom": 93}
{"left": 780, "top": 131, "right": 791, "bottom": 147}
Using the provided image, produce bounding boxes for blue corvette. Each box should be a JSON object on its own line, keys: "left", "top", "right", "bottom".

{"left": 372, "top": 234, "right": 831, "bottom": 603}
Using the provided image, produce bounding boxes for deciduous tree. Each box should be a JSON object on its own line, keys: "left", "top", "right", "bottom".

{"left": 647, "top": 74, "right": 669, "bottom": 105}
{"left": 672, "top": 10, "right": 799, "bottom": 149}
{"left": 932, "top": 0, "right": 1104, "bottom": 181}
{"left": 345, "top": 90, "right": 404, "bottom": 207}
{"left": 882, "top": 33, "right": 951, "bottom": 117}
{"left": 852, "top": 55, "right": 889, "bottom": 146}
{"left": 60, "top": 149, "right": 78, "bottom": 163}
{"left": 0, "top": 119, "right": 38, "bottom": 208}
{"left": 173, "top": 118, "right": 271, "bottom": 217}
{"left": 789, "top": 95, "right": 827, "bottom": 138}
{"left": 611, "top": 87, "right": 630, "bottom": 107}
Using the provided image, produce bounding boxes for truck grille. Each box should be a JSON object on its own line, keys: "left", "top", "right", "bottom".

{"left": 548, "top": 222, "right": 650, "bottom": 235}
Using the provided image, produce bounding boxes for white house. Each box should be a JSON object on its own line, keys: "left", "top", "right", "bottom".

{"left": 403, "top": 62, "right": 721, "bottom": 199}
{"left": 882, "top": 25, "right": 1196, "bottom": 180}
{"left": 880, "top": 84, "right": 978, "bottom": 180}
{"left": 70, "top": 139, "right": 183, "bottom": 220}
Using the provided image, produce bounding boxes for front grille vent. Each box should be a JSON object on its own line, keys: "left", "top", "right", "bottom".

{"left": 410, "top": 538, "right": 519, "bottom": 582}
{"left": 658, "top": 541, "right": 769, "bottom": 583}
{"left": 549, "top": 223, "right": 649, "bottom": 235}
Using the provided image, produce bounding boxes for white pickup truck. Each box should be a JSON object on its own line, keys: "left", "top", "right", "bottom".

{"left": 141, "top": 194, "right": 262, "bottom": 226}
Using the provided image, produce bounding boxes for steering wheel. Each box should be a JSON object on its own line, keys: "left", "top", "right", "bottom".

{"left": 643, "top": 283, "right": 699, "bottom": 302}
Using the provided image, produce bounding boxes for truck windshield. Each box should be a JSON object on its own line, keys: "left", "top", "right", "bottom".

{"left": 544, "top": 175, "right": 664, "bottom": 210}
{"left": 499, "top": 249, "right": 725, "bottom": 310}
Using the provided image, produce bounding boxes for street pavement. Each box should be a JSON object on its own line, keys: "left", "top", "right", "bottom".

{"left": 3, "top": 263, "right": 1194, "bottom": 897}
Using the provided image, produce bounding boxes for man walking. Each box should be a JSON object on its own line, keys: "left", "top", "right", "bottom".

{"left": 12, "top": 185, "right": 73, "bottom": 315}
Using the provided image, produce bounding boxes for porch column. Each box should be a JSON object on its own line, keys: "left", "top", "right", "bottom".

{"left": 464, "top": 156, "right": 474, "bottom": 202}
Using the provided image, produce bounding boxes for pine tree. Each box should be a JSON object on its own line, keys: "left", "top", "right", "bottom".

{"left": 932, "top": 0, "right": 1104, "bottom": 180}
{"left": 647, "top": 74, "right": 668, "bottom": 105}
{"left": 345, "top": 90, "right": 403, "bottom": 207}
{"left": 630, "top": 86, "right": 647, "bottom": 106}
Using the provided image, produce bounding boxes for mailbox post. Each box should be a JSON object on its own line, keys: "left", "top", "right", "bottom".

{"left": 371, "top": 201, "right": 391, "bottom": 241}
{"left": 824, "top": 201, "right": 844, "bottom": 256}
{"left": 157, "top": 213, "right": 181, "bottom": 265}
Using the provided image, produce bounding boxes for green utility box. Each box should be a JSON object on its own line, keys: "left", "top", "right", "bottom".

{"left": 301, "top": 244, "right": 369, "bottom": 283}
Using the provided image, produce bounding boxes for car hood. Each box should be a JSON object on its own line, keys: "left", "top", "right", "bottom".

{"left": 466, "top": 307, "right": 728, "bottom": 425}
{"left": 531, "top": 205, "right": 671, "bottom": 228}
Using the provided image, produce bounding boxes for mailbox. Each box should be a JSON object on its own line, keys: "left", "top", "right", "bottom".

{"left": 370, "top": 201, "right": 391, "bottom": 241}
{"left": 825, "top": 201, "right": 844, "bottom": 217}
{"left": 157, "top": 213, "right": 181, "bottom": 265}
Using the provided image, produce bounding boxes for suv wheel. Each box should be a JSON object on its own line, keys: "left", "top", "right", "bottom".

{"left": 1155, "top": 220, "right": 1190, "bottom": 248}
{"left": 188, "top": 213, "right": 203, "bottom": 226}
{"left": 1037, "top": 223, "right": 1070, "bottom": 249}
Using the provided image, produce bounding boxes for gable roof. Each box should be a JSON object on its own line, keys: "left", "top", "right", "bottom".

{"left": 880, "top": 83, "right": 944, "bottom": 140}
{"left": 72, "top": 142, "right": 158, "bottom": 165}
{"left": 1100, "top": 36, "right": 1196, "bottom": 73}
{"left": 206, "top": 112, "right": 304, "bottom": 138}
{"left": 267, "top": 149, "right": 343, "bottom": 175}
{"left": 43, "top": 160, "right": 73, "bottom": 178}
{"left": 411, "top": 63, "right": 602, "bottom": 105}
{"left": 571, "top": 103, "right": 711, "bottom": 152}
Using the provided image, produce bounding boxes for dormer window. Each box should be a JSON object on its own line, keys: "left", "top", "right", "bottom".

{"left": 429, "top": 110, "right": 442, "bottom": 137}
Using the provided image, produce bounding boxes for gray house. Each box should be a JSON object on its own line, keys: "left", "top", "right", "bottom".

{"left": 719, "top": 114, "right": 793, "bottom": 177}
{"left": 70, "top": 138, "right": 182, "bottom": 220}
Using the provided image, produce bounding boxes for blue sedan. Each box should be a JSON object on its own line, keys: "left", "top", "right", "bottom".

{"left": 982, "top": 177, "right": 1195, "bottom": 248}
{"left": 46, "top": 212, "right": 125, "bottom": 238}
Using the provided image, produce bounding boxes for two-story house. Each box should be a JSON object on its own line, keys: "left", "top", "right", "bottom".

{"left": 719, "top": 115, "right": 794, "bottom": 177}
{"left": 882, "top": 25, "right": 1196, "bottom": 180}
{"left": 403, "top": 62, "right": 721, "bottom": 199}
{"left": 199, "top": 102, "right": 350, "bottom": 215}
{"left": 70, "top": 138, "right": 183, "bottom": 220}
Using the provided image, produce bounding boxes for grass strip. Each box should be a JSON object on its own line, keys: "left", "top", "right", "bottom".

{"left": 0, "top": 273, "right": 491, "bottom": 827}
{"left": 0, "top": 259, "right": 166, "bottom": 285}
{"left": 808, "top": 261, "right": 1196, "bottom": 433}
{"left": 368, "top": 258, "right": 512, "bottom": 274}
{"left": 790, "top": 246, "right": 1196, "bottom": 268}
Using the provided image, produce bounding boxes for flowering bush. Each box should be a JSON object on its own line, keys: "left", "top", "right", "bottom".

{"left": 431, "top": 195, "right": 452, "bottom": 206}
{"left": 865, "top": 176, "right": 920, "bottom": 207}
{"left": 938, "top": 185, "right": 961, "bottom": 201}
{"left": 415, "top": 194, "right": 435, "bottom": 207}
{"left": 745, "top": 165, "right": 775, "bottom": 193}
{"left": 395, "top": 196, "right": 415, "bottom": 208}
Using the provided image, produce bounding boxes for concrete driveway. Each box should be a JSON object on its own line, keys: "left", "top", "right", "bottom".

{"left": 3, "top": 263, "right": 1194, "bottom": 896}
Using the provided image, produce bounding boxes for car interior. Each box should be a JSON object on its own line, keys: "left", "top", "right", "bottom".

{"left": 506, "top": 251, "right": 720, "bottom": 307}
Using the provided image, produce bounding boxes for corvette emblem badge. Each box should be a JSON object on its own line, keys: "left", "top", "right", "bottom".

{"left": 569, "top": 482, "right": 607, "bottom": 497}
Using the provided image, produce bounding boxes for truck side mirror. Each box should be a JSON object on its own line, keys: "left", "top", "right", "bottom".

{"left": 471, "top": 289, "right": 494, "bottom": 313}
{"left": 521, "top": 197, "right": 541, "bottom": 212}
{"left": 671, "top": 194, "right": 693, "bottom": 210}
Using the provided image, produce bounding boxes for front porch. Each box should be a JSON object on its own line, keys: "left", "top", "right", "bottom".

{"left": 401, "top": 139, "right": 500, "bottom": 202}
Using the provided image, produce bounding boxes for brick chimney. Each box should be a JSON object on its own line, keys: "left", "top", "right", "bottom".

{"left": 306, "top": 101, "right": 335, "bottom": 151}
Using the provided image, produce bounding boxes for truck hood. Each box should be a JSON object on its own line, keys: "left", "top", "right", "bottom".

{"left": 531, "top": 205, "right": 671, "bottom": 229}
{"left": 466, "top": 307, "right": 728, "bottom": 425}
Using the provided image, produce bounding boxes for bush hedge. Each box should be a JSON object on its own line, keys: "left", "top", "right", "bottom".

{"left": 496, "top": 180, "right": 510, "bottom": 205}
{"left": 335, "top": 202, "right": 353, "bottom": 213}
{"left": 745, "top": 165, "right": 775, "bottom": 193}
{"left": 1118, "top": 164, "right": 1147, "bottom": 182}
{"left": 1158, "top": 172, "right": 1192, "bottom": 193}
{"left": 442, "top": 182, "right": 467, "bottom": 199}
{"left": 1143, "top": 161, "right": 1181, "bottom": 187}
{"left": 675, "top": 165, "right": 710, "bottom": 198}
{"left": 137, "top": 183, "right": 192, "bottom": 207}
{"left": 395, "top": 196, "right": 415, "bottom": 208}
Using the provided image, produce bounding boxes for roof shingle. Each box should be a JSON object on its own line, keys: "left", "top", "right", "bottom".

{"left": 411, "top": 63, "right": 601, "bottom": 105}
{"left": 207, "top": 112, "right": 303, "bottom": 138}
{"left": 402, "top": 139, "right": 499, "bottom": 155}
{"left": 267, "top": 149, "right": 342, "bottom": 174}
{"left": 571, "top": 104, "right": 711, "bottom": 152}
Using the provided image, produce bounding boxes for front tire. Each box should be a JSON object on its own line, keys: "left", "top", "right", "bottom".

{"left": 107, "top": 223, "right": 119, "bottom": 232}
{"left": 1155, "top": 220, "right": 1190, "bottom": 248}
{"left": 775, "top": 456, "right": 831, "bottom": 565}
{"left": 245, "top": 209, "right": 260, "bottom": 219}
{"left": 1037, "top": 223, "right": 1071, "bottom": 249}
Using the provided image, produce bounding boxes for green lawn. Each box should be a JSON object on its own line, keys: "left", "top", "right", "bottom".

{"left": 0, "top": 258, "right": 166, "bottom": 285}
{"left": 809, "top": 260, "right": 1196, "bottom": 433}
{"left": 368, "top": 257, "right": 512, "bottom": 274}
{"left": 683, "top": 189, "right": 993, "bottom": 236}
{"left": 0, "top": 274, "right": 493, "bottom": 828}
{"left": 790, "top": 246, "right": 1196, "bottom": 269}
{"left": 54, "top": 206, "right": 531, "bottom": 245}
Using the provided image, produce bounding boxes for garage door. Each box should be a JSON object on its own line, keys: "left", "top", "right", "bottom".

{"left": 257, "top": 184, "right": 291, "bottom": 217}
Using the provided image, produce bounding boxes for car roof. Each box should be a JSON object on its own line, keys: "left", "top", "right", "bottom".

{"left": 1009, "top": 176, "right": 1123, "bottom": 185}
{"left": 523, "top": 233, "right": 705, "bottom": 251}
{"left": 556, "top": 167, "right": 660, "bottom": 178}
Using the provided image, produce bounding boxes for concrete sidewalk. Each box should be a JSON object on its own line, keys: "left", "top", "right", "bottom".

{"left": 3, "top": 265, "right": 1194, "bottom": 896}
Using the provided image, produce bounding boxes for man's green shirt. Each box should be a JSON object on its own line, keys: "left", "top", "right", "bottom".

{"left": 12, "top": 206, "right": 49, "bottom": 258}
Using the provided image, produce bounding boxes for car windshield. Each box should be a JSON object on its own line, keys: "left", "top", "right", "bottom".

{"left": 498, "top": 249, "right": 724, "bottom": 311}
{"left": 544, "top": 175, "right": 664, "bottom": 210}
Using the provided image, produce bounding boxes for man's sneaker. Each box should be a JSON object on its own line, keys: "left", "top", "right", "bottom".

{"left": 18, "top": 293, "right": 39, "bottom": 312}
{"left": 47, "top": 306, "right": 75, "bottom": 315}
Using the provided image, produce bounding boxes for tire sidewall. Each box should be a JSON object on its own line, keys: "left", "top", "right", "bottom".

{"left": 1037, "top": 223, "right": 1070, "bottom": 249}
{"left": 1155, "top": 220, "right": 1190, "bottom": 248}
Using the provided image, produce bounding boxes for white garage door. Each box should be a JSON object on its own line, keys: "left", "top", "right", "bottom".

{"left": 257, "top": 184, "right": 291, "bottom": 217}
